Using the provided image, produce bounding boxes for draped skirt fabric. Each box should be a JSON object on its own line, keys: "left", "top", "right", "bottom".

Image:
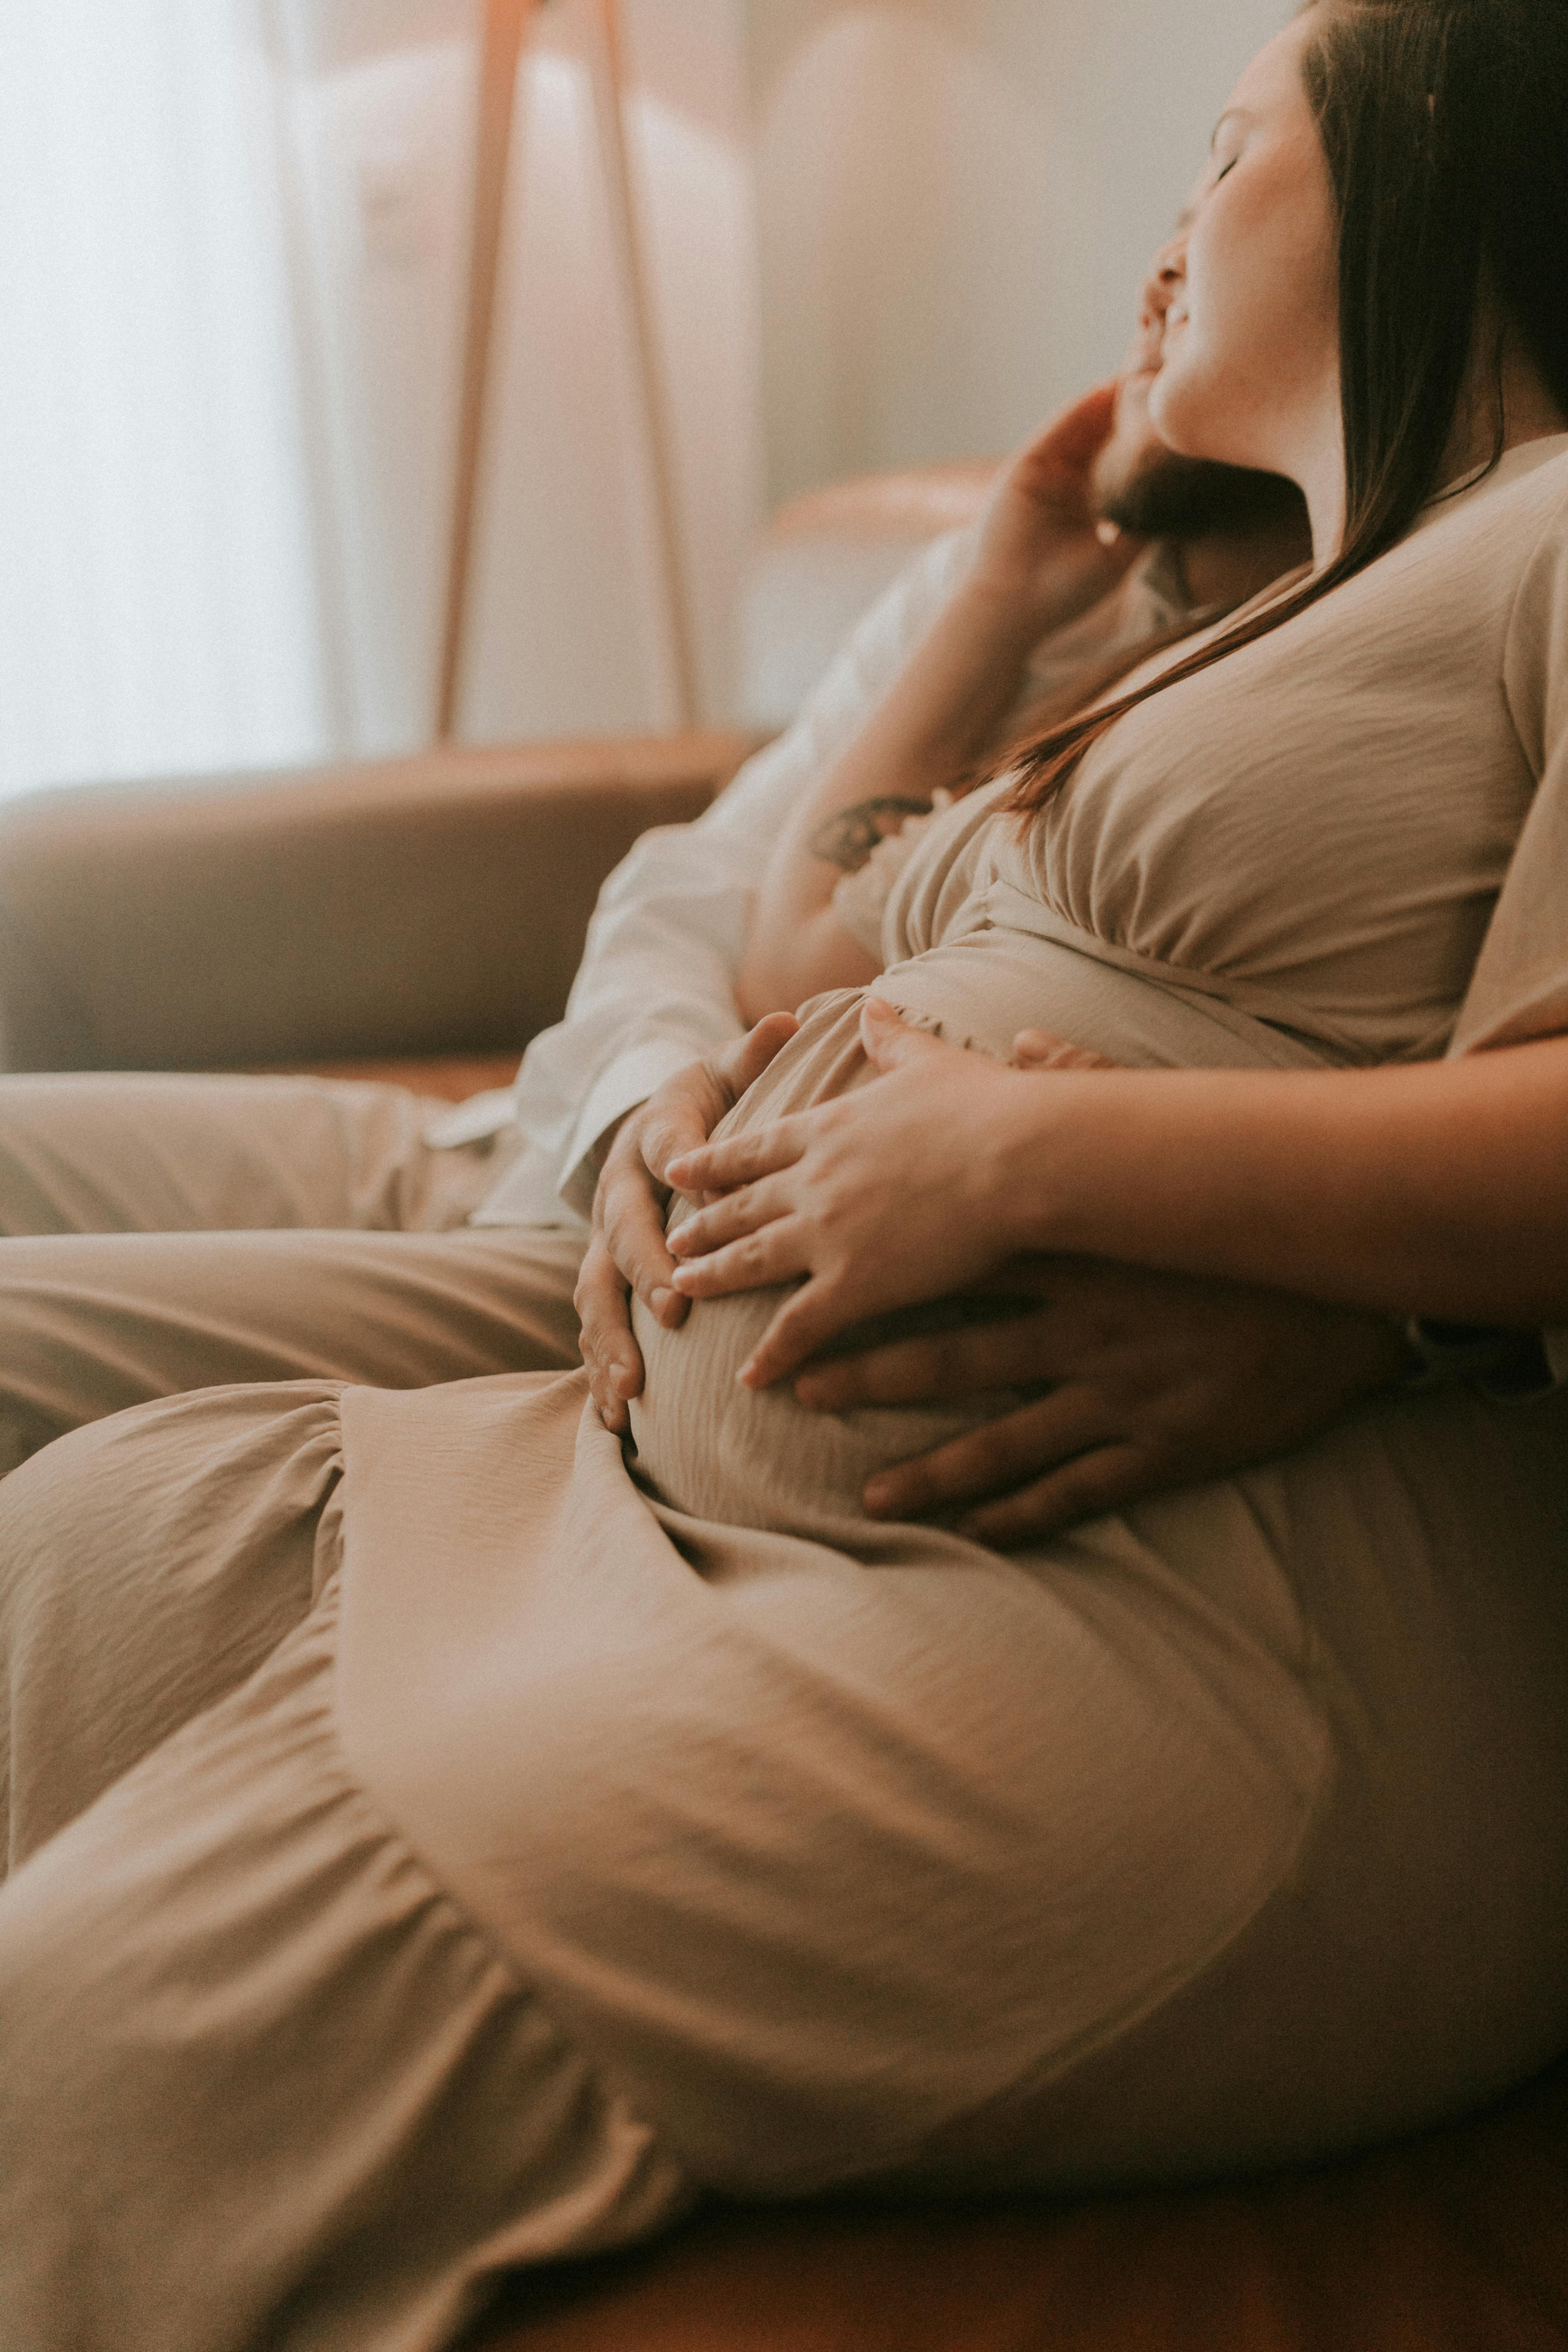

{"left": 4, "top": 1001, "right": 1568, "bottom": 2349}
{"left": 3, "top": 1355, "right": 1567, "bottom": 2351}
{"left": 0, "top": 1385, "right": 693, "bottom": 2352}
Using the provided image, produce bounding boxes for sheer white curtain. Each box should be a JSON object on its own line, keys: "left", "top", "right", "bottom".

{"left": 0, "top": 0, "right": 761, "bottom": 804}
{"left": 0, "top": 0, "right": 338, "bottom": 801}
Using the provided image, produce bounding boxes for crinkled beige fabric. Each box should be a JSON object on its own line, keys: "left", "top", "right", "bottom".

{"left": 334, "top": 439, "right": 1568, "bottom": 2209}
{"left": 339, "top": 1367, "right": 1568, "bottom": 2203}
{"left": 0, "top": 1072, "right": 582, "bottom": 1476}
{"left": 988, "top": 437, "right": 1568, "bottom": 1066}
{"left": 0, "top": 1387, "right": 692, "bottom": 2352}
{"left": 4, "top": 1357, "right": 1567, "bottom": 2352}
{"left": 847, "top": 438, "right": 1568, "bottom": 1072}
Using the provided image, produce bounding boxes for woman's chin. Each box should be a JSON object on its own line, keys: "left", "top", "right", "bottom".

{"left": 1146, "top": 363, "right": 1238, "bottom": 469}
{"left": 1142, "top": 357, "right": 1251, "bottom": 473}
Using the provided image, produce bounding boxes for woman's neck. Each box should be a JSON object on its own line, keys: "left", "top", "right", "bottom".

{"left": 1285, "top": 317, "right": 1568, "bottom": 568}
{"left": 1436, "top": 325, "right": 1568, "bottom": 493}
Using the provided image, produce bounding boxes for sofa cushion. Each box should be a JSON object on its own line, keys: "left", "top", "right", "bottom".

{"left": 247, "top": 1052, "right": 523, "bottom": 1103}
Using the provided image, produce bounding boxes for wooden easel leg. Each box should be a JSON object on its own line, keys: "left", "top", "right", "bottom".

{"left": 584, "top": 0, "right": 700, "bottom": 727}
{"left": 439, "top": 0, "right": 534, "bottom": 740}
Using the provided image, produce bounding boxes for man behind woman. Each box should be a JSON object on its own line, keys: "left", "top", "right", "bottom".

{"left": 4, "top": 5, "right": 1568, "bottom": 2349}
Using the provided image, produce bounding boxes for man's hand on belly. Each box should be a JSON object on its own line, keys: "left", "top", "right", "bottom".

{"left": 577, "top": 1016, "right": 798, "bottom": 1433}
{"left": 791, "top": 1260, "right": 1411, "bottom": 1546}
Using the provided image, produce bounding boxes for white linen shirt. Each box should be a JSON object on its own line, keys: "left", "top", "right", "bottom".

{"left": 464, "top": 530, "right": 1189, "bottom": 1226}
{"left": 467, "top": 530, "right": 976, "bottom": 1224}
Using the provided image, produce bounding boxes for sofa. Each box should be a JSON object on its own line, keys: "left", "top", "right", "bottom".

{"left": 1, "top": 474, "right": 1564, "bottom": 2350}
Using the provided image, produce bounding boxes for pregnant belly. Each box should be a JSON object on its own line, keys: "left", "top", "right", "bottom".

{"left": 627, "top": 1279, "right": 1015, "bottom": 1540}
{"left": 626, "top": 986, "right": 1025, "bottom": 1539}
{"left": 625, "top": 929, "right": 1314, "bottom": 1541}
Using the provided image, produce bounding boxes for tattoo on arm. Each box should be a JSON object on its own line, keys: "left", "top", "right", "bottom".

{"left": 806, "top": 796, "right": 930, "bottom": 874}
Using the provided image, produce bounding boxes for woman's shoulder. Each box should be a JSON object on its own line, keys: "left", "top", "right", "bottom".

{"left": 1280, "top": 434, "right": 1568, "bottom": 666}
{"left": 1406, "top": 433, "right": 1568, "bottom": 565}
{"left": 1491, "top": 446, "right": 1568, "bottom": 748}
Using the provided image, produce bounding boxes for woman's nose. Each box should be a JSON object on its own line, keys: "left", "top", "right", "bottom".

{"left": 1140, "top": 241, "right": 1187, "bottom": 330}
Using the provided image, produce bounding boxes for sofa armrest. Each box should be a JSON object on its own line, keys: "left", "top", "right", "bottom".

{"left": 0, "top": 732, "right": 758, "bottom": 1072}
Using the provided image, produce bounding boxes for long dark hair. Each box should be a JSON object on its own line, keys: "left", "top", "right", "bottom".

{"left": 1006, "top": 0, "right": 1568, "bottom": 817}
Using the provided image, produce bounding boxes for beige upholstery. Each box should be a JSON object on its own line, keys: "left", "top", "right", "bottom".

{"left": 740, "top": 465, "right": 999, "bottom": 730}
{"left": 763, "top": 464, "right": 1003, "bottom": 545}
{"left": 0, "top": 731, "right": 756, "bottom": 1078}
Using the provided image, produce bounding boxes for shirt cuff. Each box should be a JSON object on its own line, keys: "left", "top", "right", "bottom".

{"left": 558, "top": 1038, "right": 718, "bottom": 1222}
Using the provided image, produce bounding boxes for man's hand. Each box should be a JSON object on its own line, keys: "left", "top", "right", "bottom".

{"left": 576, "top": 1015, "right": 798, "bottom": 1432}
{"left": 793, "top": 1257, "right": 1411, "bottom": 1546}
{"left": 969, "top": 381, "right": 1147, "bottom": 638}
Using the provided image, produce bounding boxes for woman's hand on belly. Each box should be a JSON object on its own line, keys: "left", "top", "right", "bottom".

{"left": 791, "top": 1257, "right": 1411, "bottom": 1545}
{"left": 666, "top": 1003, "right": 1055, "bottom": 1386}
{"left": 577, "top": 1015, "right": 799, "bottom": 1430}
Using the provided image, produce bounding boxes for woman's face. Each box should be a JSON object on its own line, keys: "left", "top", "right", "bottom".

{"left": 1149, "top": 14, "right": 1342, "bottom": 504}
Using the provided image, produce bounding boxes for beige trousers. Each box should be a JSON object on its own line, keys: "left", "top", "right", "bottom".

{"left": 0, "top": 1072, "right": 584, "bottom": 1471}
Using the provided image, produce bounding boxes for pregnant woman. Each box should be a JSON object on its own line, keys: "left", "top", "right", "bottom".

{"left": 5, "top": 5, "right": 1568, "bottom": 2348}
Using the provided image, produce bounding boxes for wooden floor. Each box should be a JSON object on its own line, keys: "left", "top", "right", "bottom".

{"left": 471, "top": 2050, "right": 1568, "bottom": 2352}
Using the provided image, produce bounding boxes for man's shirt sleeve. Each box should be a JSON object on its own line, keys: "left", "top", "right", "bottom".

{"left": 481, "top": 526, "right": 977, "bottom": 1222}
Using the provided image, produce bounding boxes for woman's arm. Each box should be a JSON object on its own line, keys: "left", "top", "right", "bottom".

{"left": 736, "top": 387, "right": 1145, "bottom": 1021}
{"left": 1000, "top": 1031, "right": 1568, "bottom": 1324}
{"left": 664, "top": 1003, "right": 1568, "bottom": 1386}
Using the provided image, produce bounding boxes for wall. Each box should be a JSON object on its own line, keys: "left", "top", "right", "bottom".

{"left": 0, "top": 0, "right": 1297, "bottom": 796}
{"left": 746, "top": 0, "right": 1290, "bottom": 505}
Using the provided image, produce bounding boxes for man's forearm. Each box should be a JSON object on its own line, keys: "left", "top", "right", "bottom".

{"left": 512, "top": 532, "right": 980, "bottom": 1204}
{"left": 739, "top": 579, "right": 1047, "bottom": 1015}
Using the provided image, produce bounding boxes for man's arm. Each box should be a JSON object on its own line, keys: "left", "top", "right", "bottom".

{"left": 486, "top": 528, "right": 980, "bottom": 1225}
{"left": 793, "top": 1259, "right": 1411, "bottom": 1544}
{"left": 736, "top": 389, "right": 1144, "bottom": 1021}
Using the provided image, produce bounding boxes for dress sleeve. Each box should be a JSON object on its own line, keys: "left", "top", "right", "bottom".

{"left": 1449, "top": 486, "right": 1568, "bottom": 1056}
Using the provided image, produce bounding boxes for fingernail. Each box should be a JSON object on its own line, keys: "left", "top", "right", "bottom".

{"left": 1095, "top": 519, "right": 1122, "bottom": 546}
{"left": 650, "top": 1286, "right": 676, "bottom": 1319}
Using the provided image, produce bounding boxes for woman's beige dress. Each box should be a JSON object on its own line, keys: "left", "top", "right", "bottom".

{"left": 4, "top": 439, "right": 1568, "bottom": 2352}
